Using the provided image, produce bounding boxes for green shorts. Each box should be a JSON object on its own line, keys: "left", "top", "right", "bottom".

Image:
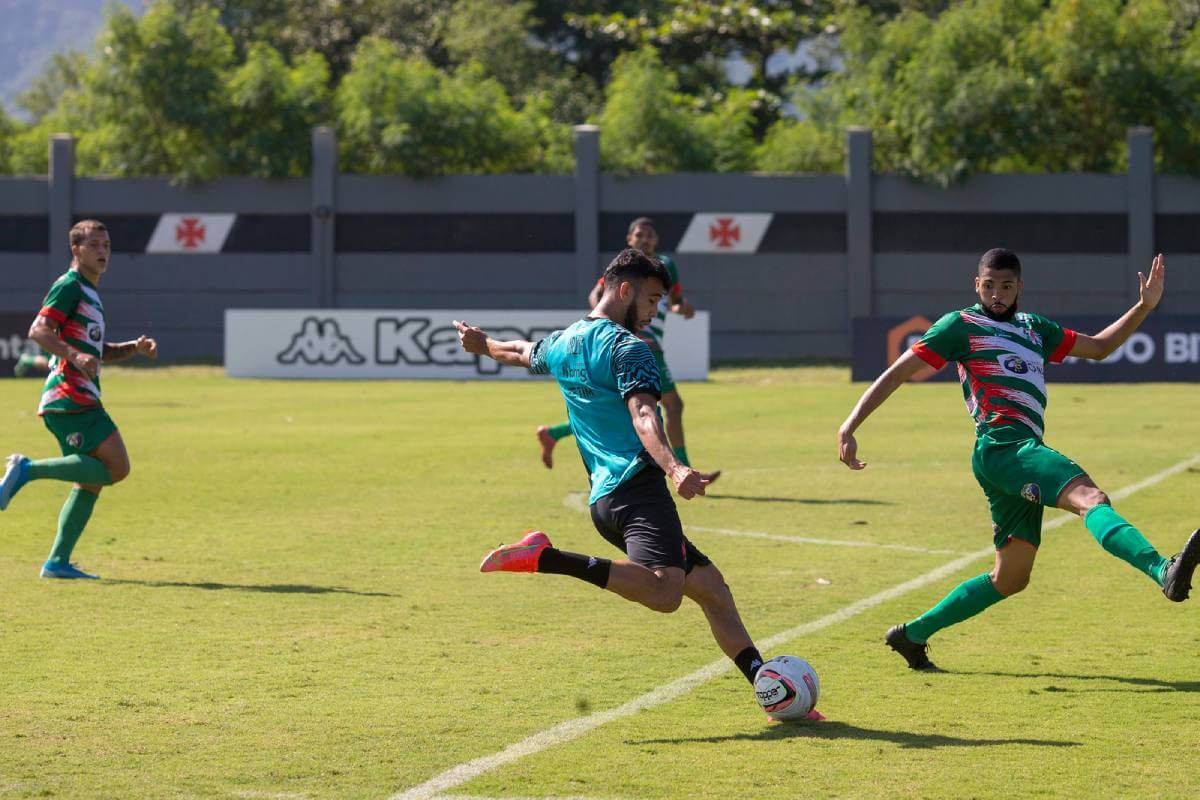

{"left": 653, "top": 350, "right": 676, "bottom": 394}
{"left": 42, "top": 408, "right": 118, "bottom": 456}
{"left": 972, "top": 434, "right": 1086, "bottom": 550}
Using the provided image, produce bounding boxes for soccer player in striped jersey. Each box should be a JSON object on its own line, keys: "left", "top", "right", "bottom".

{"left": 538, "top": 218, "right": 718, "bottom": 481}
{"left": 838, "top": 248, "right": 1199, "bottom": 671}
{"left": 0, "top": 220, "right": 158, "bottom": 579}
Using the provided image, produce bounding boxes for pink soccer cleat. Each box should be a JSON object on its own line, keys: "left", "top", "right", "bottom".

{"left": 804, "top": 709, "right": 826, "bottom": 721}
{"left": 479, "top": 530, "right": 551, "bottom": 573}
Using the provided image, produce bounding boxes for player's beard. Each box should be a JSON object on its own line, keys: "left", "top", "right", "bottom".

{"left": 982, "top": 299, "right": 1018, "bottom": 322}
{"left": 622, "top": 296, "right": 642, "bottom": 332}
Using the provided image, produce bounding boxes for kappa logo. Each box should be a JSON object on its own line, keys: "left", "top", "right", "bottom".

{"left": 1021, "top": 483, "right": 1041, "bottom": 504}
{"left": 66, "top": 432, "right": 84, "bottom": 449}
{"left": 277, "top": 318, "right": 366, "bottom": 365}
{"left": 374, "top": 317, "right": 558, "bottom": 375}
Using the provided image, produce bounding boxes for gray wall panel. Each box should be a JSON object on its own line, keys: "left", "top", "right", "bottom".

{"left": 0, "top": 253, "right": 50, "bottom": 290}
{"left": 875, "top": 290, "right": 1132, "bottom": 318}
{"left": 338, "top": 175, "right": 574, "bottom": 213}
{"left": 873, "top": 254, "right": 1130, "bottom": 292}
{"left": 875, "top": 174, "right": 1126, "bottom": 212}
{"left": 0, "top": 180, "right": 48, "bottom": 212}
{"left": 334, "top": 290, "right": 581, "bottom": 309}
{"left": 101, "top": 254, "right": 308, "bottom": 291}
{"left": 1156, "top": 176, "right": 1200, "bottom": 213}
{"left": 336, "top": 254, "right": 574, "bottom": 293}
{"left": 103, "top": 290, "right": 309, "bottom": 328}
{"left": 712, "top": 331, "right": 849, "bottom": 360}
{"left": 601, "top": 174, "right": 846, "bottom": 212}
{"left": 75, "top": 177, "right": 310, "bottom": 213}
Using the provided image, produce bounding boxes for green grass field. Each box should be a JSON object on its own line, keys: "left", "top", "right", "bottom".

{"left": 2, "top": 366, "right": 1198, "bottom": 799}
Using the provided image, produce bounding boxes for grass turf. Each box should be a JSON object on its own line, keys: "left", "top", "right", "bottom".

{"left": 1, "top": 366, "right": 1197, "bottom": 799}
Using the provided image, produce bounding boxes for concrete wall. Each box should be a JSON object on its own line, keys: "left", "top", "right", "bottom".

{"left": 0, "top": 127, "right": 1196, "bottom": 363}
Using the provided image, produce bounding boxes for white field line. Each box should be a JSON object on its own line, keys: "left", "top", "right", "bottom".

{"left": 561, "top": 492, "right": 968, "bottom": 556}
{"left": 396, "top": 454, "right": 1200, "bottom": 800}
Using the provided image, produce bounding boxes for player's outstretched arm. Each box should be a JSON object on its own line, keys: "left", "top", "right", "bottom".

{"left": 1068, "top": 253, "right": 1165, "bottom": 360}
{"left": 627, "top": 392, "right": 708, "bottom": 499}
{"left": 103, "top": 336, "right": 158, "bottom": 363}
{"left": 28, "top": 315, "right": 99, "bottom": 378}
{"left": 837, "top": 349, "right": 928, "bottom": 470}
{"left": 454, "top": 320, "right": 533, "bottom": 367}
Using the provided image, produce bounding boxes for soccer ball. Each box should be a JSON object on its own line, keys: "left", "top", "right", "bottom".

{"left": 753, "top": 655, "right": 820, "bottom": 721}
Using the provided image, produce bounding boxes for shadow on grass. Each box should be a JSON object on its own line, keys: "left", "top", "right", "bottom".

{"left": 959, "top": 670, "right": 1200, "bottom": 694}
{"left": 103, "top": 578, "right": 398, "bottom": 598}
{"left": 628, "top": 720, "right": 1080, "bottom": 749}
{"left": 706, "top": 494, "right": 893, "bottom": 506}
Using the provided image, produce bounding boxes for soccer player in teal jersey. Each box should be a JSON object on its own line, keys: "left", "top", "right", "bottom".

{"left": 537, "top": 217, "right": 718, "bottom": 481}
{"left": 839, "top": 248, "right": 1199, "bottom": 671}
{"left": 455, "top": 249, "right": 789, "bottom": 701}
{"left": 0, "top": 220, "right": 159, "bottom": 579}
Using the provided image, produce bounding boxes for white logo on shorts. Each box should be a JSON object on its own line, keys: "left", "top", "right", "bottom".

{"left": 66, "top": 432, "right": 84, "bottom": 449}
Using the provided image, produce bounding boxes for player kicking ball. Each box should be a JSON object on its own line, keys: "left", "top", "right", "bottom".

{"left": 457, "top": 249, "right": 816, "bottom": 716}
{"left": 838, "top": 248, "right": 1199, "bottom": 671}
{"left": 0, "top": 220, "right": 158, "bottom": 579}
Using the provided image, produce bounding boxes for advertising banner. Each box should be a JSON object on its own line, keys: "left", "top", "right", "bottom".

{"left": 853, "top": 315, "right": 1200, "bottom": 383}
{"left": 0, "top": 312, "right": 36, "bottom": 378}
{"left": 226, "top": 309, "right": 710, "bottom": 381}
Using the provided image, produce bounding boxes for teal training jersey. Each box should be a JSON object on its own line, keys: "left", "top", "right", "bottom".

{"left": 912, "top": 304, "right": 1077, "bottom": 442}
{"left": 530, "top": 317, "right": 663, "bottom": 503}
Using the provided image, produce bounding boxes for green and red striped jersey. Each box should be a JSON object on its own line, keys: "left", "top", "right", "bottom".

{"left": 36, "top": 269, "right": 106, "bottom": 415}
{"left": 912, "top": 304, "right": 1077, "bottom": 442}
{"left": 594, "top": 254, "right": 682, "bottom": 353}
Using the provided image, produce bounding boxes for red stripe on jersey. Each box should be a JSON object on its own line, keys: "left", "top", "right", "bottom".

{"left": 39, "top": 306, "right": 67, "bottom": 324}
{"left": 1050, "top": 328, "right": 1077, "bottom": 363}
{"left": 911, "top": 341, "right": 946, "bottom": 369}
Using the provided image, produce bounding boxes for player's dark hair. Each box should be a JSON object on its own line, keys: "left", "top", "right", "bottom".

{"left": 978, "top": 247, "right": 1021, "bottom": 276}
{"left": 70, "top": 219, "right": 107, "bottom": 247}
{"left": 628, "top": 216, "right": 655, "bottom": 234}
{"left": 603, "top": 248, "right": 671, "bottom": 293}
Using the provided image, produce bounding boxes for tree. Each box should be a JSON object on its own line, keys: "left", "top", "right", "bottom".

{"left": 15, "top": 50, "right": 87, "bottom": 124}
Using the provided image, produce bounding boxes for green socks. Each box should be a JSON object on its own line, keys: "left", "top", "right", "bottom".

{"left": 905, "top": 573, "right": 1005, "bottom": 644}
{"left": 46, "top": 488, "right": 99, "bottom": 566}
{"left": 1084, "top": 503, "right": 1168, "bottom": 586}
{"left": 672, "top": 446, "right": 690, "bottom": 467}
{"left": 27, "top": 455, "right": 113, "bottom": 486}
{"left": 548, "top": 423, "right": 573, "bottom": 441}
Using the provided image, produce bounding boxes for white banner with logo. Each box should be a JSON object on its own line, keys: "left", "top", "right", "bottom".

{"left": 225, "top": 309, "right": 709, "bottom": 380}
{"left": 676, "top": 213, "right": 773, "bottom": 253}
{"left": 146, "top": 213, "right": 236, "bottom": 253}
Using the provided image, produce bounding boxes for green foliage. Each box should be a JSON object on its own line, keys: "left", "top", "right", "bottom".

{"left": 335, "top": 36, "right": 555, "bottom": 176}
{"left": 15, "top": 50, "right": 87, "bottom": 124}
{"left": 0, "top": 107, "right": 13, "bottom": 173}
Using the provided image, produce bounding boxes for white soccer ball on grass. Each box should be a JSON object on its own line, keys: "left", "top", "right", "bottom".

{"left": 753, "top": 655, "right": 820, "bottom": 721}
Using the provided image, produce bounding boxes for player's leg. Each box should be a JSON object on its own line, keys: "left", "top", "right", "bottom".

{"left": 41, "top": 420, "right": 126, "bottom": 579}
{"left": 0, "top": 410, "right": 119, "bottom": 511}
{"left": 683, "top": 556, "right": 764, "bottom": 684}
{"left": 535, "top": 422, "right": 572, "bottom": 469}
{"left": 1057, "top": 472, "right": 1198, "bottom": 599}
{"left": 654, "top": 352, "right": 689, "bottom": 465}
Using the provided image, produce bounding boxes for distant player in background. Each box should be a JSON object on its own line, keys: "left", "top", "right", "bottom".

{"left": 838, "top": 248, "right": 1199, "bottom": 671}
{"left": 538, "top": 217, "right": 718, "bottom": 482}
{"left": 0, "top": 220, "right": 158, "bottom": 579}
{"left": 13, "top": 349, "right": 51, "bottom": 378}
{"left": 457, "top": 249, "right": 807, "bottom": 712}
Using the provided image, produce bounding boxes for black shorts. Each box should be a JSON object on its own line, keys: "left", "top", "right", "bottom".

{"left": 589, "top": 466, "right": 712, "bottom": 573}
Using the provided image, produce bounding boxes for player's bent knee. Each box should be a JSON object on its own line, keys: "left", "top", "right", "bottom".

{"left": 108, "top": 460, "right": 131, "bottom": 484}
{"left": 990, "top": 570, "right": 1029, "bottom": 596}
{"left": 650, "top": 591, "right": 684, "bottom": 614}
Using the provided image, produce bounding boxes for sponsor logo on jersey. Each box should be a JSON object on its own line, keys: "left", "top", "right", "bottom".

{"left": 87, "top": 323, "right": 103, "bottom": 343}
{"left": 277, "top": 318, "right": 366, "bottom": 365}
{"left": 1002, "top": 355, "right": 1029, "bottom": 374}
{"left": 1021, "top": 483, "right": 1041, "bottom": 504}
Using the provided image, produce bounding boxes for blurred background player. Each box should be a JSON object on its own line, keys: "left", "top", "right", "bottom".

{"left": 838, "top": 248, "right": 1200, "bottom": 671}
{"left": 0, "top": 220, "right": 158, "bottom": 579}
{"left": 13, "top": 348, "right": 51, "bottom": 378}
{"left": 456, "top": 249, "right": 798, "bottom": 710}
{"left": 538, "top": 217, "right": 718, "bottom": 482}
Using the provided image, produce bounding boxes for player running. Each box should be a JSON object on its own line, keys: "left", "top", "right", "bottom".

{"left": 457, "top": 249, "right": 801, "bottom": 709}
{"left": 537, "top": 218, "right": 717, "bottom": 481}
{"left": 838, "top": 248, "right": 1199, "bottom": 671}
{"left": 0, "top": 220, "right": 158, "bottom": 579}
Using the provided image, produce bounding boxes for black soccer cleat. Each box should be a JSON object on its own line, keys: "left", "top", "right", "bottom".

{"left": 885, "top": 624, "right": 940, "bottom": 671}
{"left": 1161, "top": 528, "right": 1200, "bottom": 602}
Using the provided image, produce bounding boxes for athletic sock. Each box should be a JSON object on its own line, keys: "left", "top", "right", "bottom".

{"left": 1084, "top": 503, "right": 1169, "bottom": 586}
{"left": 27, "top": 455, "right": 112, "bottom": 486}
{"left": 46, "top": 488, "right": 98, "bottom": 565}
{"left": 733, "top": 646, "right": 765, "bottom": 685}
{"left": 672, "top": 446, "right": 690, "bottom": 467}
{"left": 904, "top": 573, "right": 1005, "bottom": 644}
{"left": 548, "top": 423, "right": 573, "bottom": 441}
{"left": 536, "top": 548, "right": 611, "bottom": 588}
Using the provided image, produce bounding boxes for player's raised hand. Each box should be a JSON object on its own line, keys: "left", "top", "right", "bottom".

{"left": 838, "top": 428, "right": 867, "bottom": 470}
{"left": 136, "top": 336, "right": 158, "bottom": 359}
{"left": 671, "top": 464, "right": 710, "bottom": 499}
{"left": 1139, "top": 253, "right": 1165, "bottom": 310}
{"left": 454, "top": 320, "right": 488, "bottom": 355}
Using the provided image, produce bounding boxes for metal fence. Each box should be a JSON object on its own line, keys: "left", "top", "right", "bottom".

{"left": 0, "top": 127, "right": 1196, "bottom": 362}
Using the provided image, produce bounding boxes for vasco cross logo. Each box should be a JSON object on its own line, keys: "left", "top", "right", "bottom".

{"left": 277, "top": 318, "right": 366, "bottom": 365}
